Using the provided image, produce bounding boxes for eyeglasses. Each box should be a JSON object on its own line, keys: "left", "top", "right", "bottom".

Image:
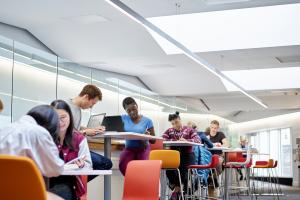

{"left": 59, "top": 115, "right": 68, "bottom": 122}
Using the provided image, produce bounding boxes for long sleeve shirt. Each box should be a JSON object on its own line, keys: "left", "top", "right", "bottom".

{"left": 163, "top": 126, "right": 201, "bottom": 153}
{"left": 0, "top": 115, "right": 64, "bottom": 177}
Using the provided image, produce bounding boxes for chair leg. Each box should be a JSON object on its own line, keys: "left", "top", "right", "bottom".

{"left": 210, "top": 169, "right": 216, "bottom": 189}
{"left": 176, "top": 168, "right": 185, "bottom": 200}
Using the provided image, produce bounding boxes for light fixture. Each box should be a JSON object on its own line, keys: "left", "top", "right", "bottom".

{"left": 104, "top": 0, "right": 268, "bottom": 109}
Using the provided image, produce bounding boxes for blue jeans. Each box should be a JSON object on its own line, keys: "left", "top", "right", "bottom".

{"left": 88, "top": 151, "right": 113, "bottom": 181}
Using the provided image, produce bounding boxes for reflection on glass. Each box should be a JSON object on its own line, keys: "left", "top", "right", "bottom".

{"left": 12, "top": 41, "right": 57, "bottom": 120}
{"left": 91, "top": 69, "right": 119, "bottom": 117}
{"left": 57, "top": 58, "right": 92, "bottom": 126}
{"left": 0, "top": 35, "right": 13, "bottom": 127}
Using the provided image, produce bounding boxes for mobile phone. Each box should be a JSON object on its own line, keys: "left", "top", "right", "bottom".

{"left": 65, "top": 155, "right": 85, "bottom": 165}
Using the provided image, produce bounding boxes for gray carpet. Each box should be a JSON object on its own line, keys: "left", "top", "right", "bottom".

{"left": 238, "top": 185, "right": 300, "bottom": 200}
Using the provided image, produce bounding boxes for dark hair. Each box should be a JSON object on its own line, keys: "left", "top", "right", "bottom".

{"left": 168, "top": 111, "right": 180, "bottom": 122}
{"left": 0, "top": 99, "right": 3, "bottom": 111}
{"left": 27, "top": 105, "right": 59, "bottom": 141}
{"left": 210, "top": 120, "right": 220, "bottom": 126}
{"left": 79, "top": 84, "right": 102, "bottom": 100}
{"left": 51, "top": 100, "right": 75, "bottom": 150}
{"left": 122, "top": 97, "right": 137, "bottom": 110}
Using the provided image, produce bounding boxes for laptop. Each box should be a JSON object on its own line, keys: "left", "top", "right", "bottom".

{"left": 87, "top": 113, "right": 106, "bottom": 128}
{"left": 101, "top": 115, "right": 124, "bottom": 132}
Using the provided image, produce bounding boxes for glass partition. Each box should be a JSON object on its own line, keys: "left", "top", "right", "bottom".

{"left": 0, "top": 34, "right": 232, "bottom": 136}
{"left": 0, "top": 35, "right": 13, "bottom": 127}
{"left": 12, "top": 41, "right": 57, "bottom": 120}
{"left": 57, "top": 58, "right": 92, "bottom": 126}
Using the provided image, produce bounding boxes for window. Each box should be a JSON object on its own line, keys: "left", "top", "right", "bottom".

{"left": 249, "top": 128, "right": 292, "bottom": 177}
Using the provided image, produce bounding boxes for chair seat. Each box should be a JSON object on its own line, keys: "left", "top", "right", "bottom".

{"left": 253, "top": 165, "right": 270, "bottom": 168}
{"left": 188, "top": 164, "right": 212, "bottom": 169}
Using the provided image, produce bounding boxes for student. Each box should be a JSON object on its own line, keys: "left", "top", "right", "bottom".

{"left": 0, "top": 105, "right": 64, "bottom": 177}
{"left": 0, "top": 105, "right": 64, "bottom": 200}
{"left": 208, "top": 119, "right": 229, "bottom": 187}
{"left": 66, "top": 84, "right": 112, "bottom": 180}
{"left": 208, "top": 120, "right": 229, "bottom": 155}
{"left": 119, "top": 97, "right": 155, "bottom": 176}
{"left": 50, "top": 100, "right": 92, "bottom": 200}
{"left": 187, "top": 121, "right": 213, "bottom": 148}
{"left": 163, "top": 112, "right": 201, "bottom": 200}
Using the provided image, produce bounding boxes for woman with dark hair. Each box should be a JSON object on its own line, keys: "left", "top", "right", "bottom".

{"left": 119, "top": 97, "right": 155, "bottom": 176}
{"left": 0, "top": 105, "right": 64, "bottom": 177}
{"left": 163, "top": 112, "right": 201, "bottom": 200}
{"left": 49, "top": 100, "right": 92, "bottom": 200}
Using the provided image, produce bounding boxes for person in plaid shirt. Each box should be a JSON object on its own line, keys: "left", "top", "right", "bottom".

{"left": 163, "top": 112, "right": 201, "bottom": 200}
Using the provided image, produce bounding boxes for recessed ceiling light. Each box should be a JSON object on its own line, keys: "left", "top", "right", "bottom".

{"left": 221, "top": 67, "right": 300, "bottom": 91}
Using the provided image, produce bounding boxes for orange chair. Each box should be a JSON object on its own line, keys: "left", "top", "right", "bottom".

{"left": 149, "top": 150, "right": 184, "bottom": 200}
{"left": 0, "top": 155, "right": 47, "bottom": 200}
{"left": 123, "top": 160, "right": 162, "bottom": 200}
{"left": 80, "top": 175, "right": 88, "bottom": 200}
{"left": 252, "top": 159, "right": 281, "bottom": 197}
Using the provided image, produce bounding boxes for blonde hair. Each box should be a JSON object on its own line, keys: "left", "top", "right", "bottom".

{"left": 210, "top": 120, "right": 220, "bottom": 126}
{"left": 187, "top": 121, "right": 197, "bottom": 129}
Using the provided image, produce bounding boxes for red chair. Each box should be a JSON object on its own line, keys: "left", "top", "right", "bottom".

{"left": 80, "top": 175, "right": 88, "bottom": 200}
{"left": 123, "top": 160, "right": 162, "bottom": 200}
{"left": 188, "top": 155, "right": 220, "bottom": 189}
{"left": 150, "top": 139, "right": 163, "bottom": 150}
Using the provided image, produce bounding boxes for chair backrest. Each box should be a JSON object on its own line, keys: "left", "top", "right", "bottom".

{"left": 150, "top": 139, "right": 163, "bottom": 150}
{"left": 123, "top": 160, "right": 162, "bottom": 200}
{"left": 149, "top": 150, "right": 180, "bottom": 169}
{"left": 0, "top": 155, "right": 47, "bottom": 200}
{"left": 228, "top": 152, "right": 238, "bottom": 162}
{"left": 255, "top": 161, "right": 268, "bottom": 166}
{"left": 267, "top": 159, "right": 274, "bottom": 168}
{"left": 273, "top": 160, "right": 278, "bottom": 168}
{"left": 209, "top": 155, "right": 220, "bottom": 168}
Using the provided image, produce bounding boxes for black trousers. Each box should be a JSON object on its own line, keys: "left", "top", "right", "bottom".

{"left": 166, "top": 152, "right": 195, "bottom": 192}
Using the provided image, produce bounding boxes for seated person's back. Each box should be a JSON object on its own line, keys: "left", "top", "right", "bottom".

{"left": 0, "top": 105, "right": 64, "bottom": 177}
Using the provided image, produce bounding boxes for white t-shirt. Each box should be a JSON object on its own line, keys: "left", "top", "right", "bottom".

{"left": 66, "top": 98, "right": 82, "bottom": 130}
{"left": 0, "top": 115, "right": 64, "bottom": 177}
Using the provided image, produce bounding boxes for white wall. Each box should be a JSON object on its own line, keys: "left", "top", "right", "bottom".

{"left": 228, "top": 112, "right": 300, "bottom": 186}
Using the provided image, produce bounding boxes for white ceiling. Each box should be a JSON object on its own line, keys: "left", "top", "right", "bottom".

{"left": 0, "top": 0, "right": 299, "bottom": 122}
{"left": 122, "top": 0, "right": 300, "bottom": 17}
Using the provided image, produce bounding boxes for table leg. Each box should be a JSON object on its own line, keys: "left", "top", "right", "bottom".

{"left": 104, "top": 137, "right": 111, "bottom": 200}
{"left": 224, "top": 152, "right": 229, "bottom": 200}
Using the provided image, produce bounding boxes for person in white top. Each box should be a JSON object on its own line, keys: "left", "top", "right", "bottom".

{"left": 0, "top": 104, "right": 64, "bottom": 200}
{"left": 0, "top": 105, "right": 64, "bottom": 177}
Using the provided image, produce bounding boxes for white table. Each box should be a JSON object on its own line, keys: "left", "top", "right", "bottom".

{"left": 208, "top": 146, "right": 230, "bottom": 151}
{"left": 163, "top": 141, "right": 203, "bottom": 147}
{"left": 88, "top": 132, "right": 163, "bottom": 200}
{"left": 61, "top": 169, "right": 112, "bottom": 176}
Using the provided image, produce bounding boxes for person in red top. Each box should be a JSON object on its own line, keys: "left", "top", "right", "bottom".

{"left": 163, "top": 112, "right": 201, "bottom": 200}
{"left": 49, "top": 100, "right": 92, "bottom": 200}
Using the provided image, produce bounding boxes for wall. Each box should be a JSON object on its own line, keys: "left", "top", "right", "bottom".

{"left": 228, "top": 112, "right": 300, "bottom": 186}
